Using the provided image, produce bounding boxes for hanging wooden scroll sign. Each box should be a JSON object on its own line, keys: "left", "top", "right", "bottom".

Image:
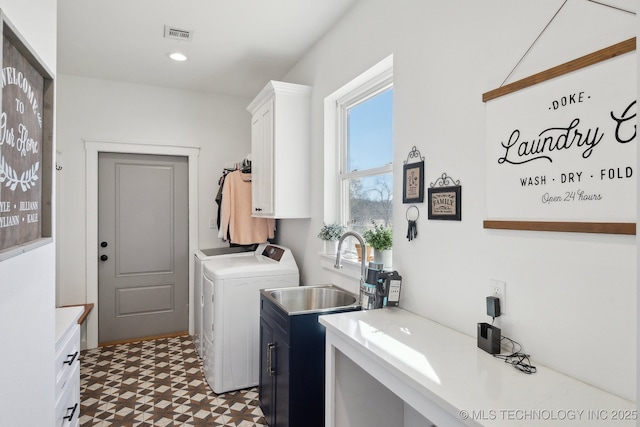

{"left": 0, "top": 11, "right": 54, "bottom": 259}
{"left": 483, "top": 37, "right": 636, "bottom": 235}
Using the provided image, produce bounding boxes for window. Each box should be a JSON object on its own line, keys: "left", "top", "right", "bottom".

{"left": 337, "top": 77, "right": 394, "bottom": 236}
{"left": 323, "top": 55, "right": 394, "bottom": 262}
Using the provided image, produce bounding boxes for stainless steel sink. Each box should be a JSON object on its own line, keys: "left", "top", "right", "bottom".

{"left": 261, "top": 284, "right": 359, "bottom": 315}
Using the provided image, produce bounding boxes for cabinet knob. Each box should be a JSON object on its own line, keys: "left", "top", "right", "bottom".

{"left": 100, "top": 241, "right": 108, "bottom": 248}
{"left": 100, "top": 255, "right": 108, "bottom": 262}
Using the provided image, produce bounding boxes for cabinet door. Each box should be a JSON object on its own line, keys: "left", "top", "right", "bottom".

{"left": 259, "top": 318, "right": 275, "bottom": 426}
{"left": 251, "top": 100, "right": 274, "bottom": 217}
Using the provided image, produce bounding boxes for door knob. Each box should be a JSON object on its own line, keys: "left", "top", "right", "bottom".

{"left": 100, "top": 241, "right": 108, "bottom": 248}
{"left": 100, "top": 255, "right": 108, "bottom": 261}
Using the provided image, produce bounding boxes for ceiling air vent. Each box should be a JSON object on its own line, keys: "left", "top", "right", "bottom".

{"left": 164, "top": 25, "right": 193, "bottom": 41}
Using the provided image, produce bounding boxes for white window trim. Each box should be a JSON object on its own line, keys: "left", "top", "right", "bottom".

{"left": 322, "top": 55, "right": 393, "bottom": 275}
{"left": 338, "top": 80, "right": 394, "bottom": 226}
{"left": 323, "top": 54, "right": 394, "bottom": 225}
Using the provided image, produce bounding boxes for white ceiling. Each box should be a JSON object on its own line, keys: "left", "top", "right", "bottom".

{"left": 57, "top": 0, "right": 359, "bottom": 98}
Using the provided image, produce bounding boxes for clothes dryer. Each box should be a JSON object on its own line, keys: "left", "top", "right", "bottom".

{"left": 202, "top": 243, "right": 298, "bottom": 394}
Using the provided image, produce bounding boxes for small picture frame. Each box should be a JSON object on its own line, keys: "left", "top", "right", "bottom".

{"left": 428, "top": 186, "right": 461, "bottom": 221}
{"left": 402, "top": 161, "right": 424, "bottom": 203}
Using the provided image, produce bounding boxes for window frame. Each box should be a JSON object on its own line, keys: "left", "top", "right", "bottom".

{"left": 323, "top": 55, "right": 395, "bottom": 231}
{"left": 336, "top": 82, "right": 394, "bottom": 228}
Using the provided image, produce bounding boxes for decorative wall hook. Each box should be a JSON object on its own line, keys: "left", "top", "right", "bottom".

{"left": 404, "top": 145, "right": 425, "bottom": 165}
{"left": 430, "top": 173, "right": 460, "bottom": 188}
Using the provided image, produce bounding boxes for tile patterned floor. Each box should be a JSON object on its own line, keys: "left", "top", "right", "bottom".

{"left": 79, "top": 335, "right": 267, "bottom": 427}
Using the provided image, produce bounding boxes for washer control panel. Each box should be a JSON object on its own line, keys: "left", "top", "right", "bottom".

{"left": 262, "top": 245, "right": 285, "bottom": 262}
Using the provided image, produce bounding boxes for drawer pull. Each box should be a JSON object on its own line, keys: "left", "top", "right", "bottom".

{"left": 63, "top": 351, "right": 78, "bottom": 366}
{"left": 63, "top": 403, "right": 78, "bottom": 421}
{"left": 267, "top": 343, "right": 276, "bottom": 376}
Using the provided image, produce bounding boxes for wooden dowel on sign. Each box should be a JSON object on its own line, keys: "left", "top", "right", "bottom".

{"left": 483, "top": 220, "right": 636, "bottom": 235}
{"left": 482, "top": 38, "right": 636, "bottom": 102}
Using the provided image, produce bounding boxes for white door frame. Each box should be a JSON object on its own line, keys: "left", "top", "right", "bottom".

{"left": 84, "top": 139, "right": 200, "bottom": 349}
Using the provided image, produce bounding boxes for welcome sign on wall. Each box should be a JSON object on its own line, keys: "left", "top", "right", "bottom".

{"left": 0, "top": 11, "right": 54, "bottom": 259}
{"left": 483, "top": 39, "right": 636, "bottom": 235}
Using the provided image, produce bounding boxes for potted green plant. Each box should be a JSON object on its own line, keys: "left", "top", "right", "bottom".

{"left": 362, "top": 221, "right": 393, "bottom": 267}
{"left": 317, "top": 223, "right": 346, "bottom": 254}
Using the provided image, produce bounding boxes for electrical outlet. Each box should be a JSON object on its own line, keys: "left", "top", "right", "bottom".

{"left": 489, "top": 279, "right": 506, "bottom": 315}
{"left": 209, "top": 218, "right": 216, "bottom": 229}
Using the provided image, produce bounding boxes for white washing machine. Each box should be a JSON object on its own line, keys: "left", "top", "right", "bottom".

{"left": 193, "top": 245, "right": 257, "bottom": 359}
{"left": 202, "top": 243, "right": 299, "bottom": 394}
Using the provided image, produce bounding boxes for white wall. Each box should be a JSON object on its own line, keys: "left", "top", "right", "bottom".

{"left": 0, "top": 0, "right": 57, "bottom": 425}
{"left": 279, "top": 0, "right": 638, "bottom": 401}
{"left": 56, "top": 75, "right": 251, "bottom": 306}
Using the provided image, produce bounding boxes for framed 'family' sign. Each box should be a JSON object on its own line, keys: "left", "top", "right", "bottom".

{"left": 428, "top": 186, "right": 461, "bottom": 221}
{"left": 483, "top": 38, "right": 636, "bottom": 235}
{"left": 428, "top": 173, "right": 462, "bottom": 221}
{"left": 0, "top": 11, "right": 54, "bottom": 260}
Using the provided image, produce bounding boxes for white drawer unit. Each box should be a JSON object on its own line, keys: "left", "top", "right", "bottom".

{"left": 55, "top": 307, "right": 83, "bottom": 427}
{"left": 55, "top": 362, "right": 80, "bottom": 427}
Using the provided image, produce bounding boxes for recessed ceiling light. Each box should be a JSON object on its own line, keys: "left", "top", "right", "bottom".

{"left": 169, "top": 52, "right": 187, "bottom": 62}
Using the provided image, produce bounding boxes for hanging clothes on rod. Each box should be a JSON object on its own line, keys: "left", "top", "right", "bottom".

{"left": 215, "top": 157, "right": 252, "bottom": 230}
{"left": 222, "top": 155, "right": 252, "bottom": 174}
{"left": 219, "top": 169, "right": 274, "bottom": 245}
{"left": 239, "top": 157, "right": 251, "bottom": 174}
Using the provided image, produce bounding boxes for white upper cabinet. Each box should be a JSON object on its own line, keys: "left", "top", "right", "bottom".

{"left": 247, "top": 81, "right": 311, "bottom": 218}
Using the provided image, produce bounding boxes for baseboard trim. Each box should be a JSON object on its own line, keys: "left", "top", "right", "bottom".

{"left": 98, "top": 331, "right": 190, "bottom": 347}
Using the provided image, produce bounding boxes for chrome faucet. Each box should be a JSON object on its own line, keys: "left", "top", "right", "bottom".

{"left": 334, "top": 231, "right": 367, "bottom": 303}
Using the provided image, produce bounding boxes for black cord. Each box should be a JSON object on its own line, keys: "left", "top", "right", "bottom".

{"left": 493, "top": 336, "right": 537, "bottom": 374}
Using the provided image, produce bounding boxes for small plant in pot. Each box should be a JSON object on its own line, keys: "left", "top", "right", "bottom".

{"left": 362, "top": 221, "right": 393, "bottom": 267}
{"left": 317, "top": 223, "right": 346, "bottom": 254}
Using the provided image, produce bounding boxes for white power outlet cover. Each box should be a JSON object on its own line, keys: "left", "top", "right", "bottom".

{"left": 489, "top": 279, "right": 506, "bottom": 315}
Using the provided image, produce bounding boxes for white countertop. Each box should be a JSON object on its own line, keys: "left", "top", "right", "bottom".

{"left": 55, "top": 306, "right": 83, "bottom": 346}
{"left": 319, "top": 308, "right": 636, "bottom": 426}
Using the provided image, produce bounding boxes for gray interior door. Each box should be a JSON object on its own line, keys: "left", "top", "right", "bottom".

{"left": 98, "top": 152, "right": 189, "bottom": 344}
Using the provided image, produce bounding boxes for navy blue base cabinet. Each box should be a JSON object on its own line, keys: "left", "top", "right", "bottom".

{"left": 259, "top": 293, "right": 358, "bottom": 427}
